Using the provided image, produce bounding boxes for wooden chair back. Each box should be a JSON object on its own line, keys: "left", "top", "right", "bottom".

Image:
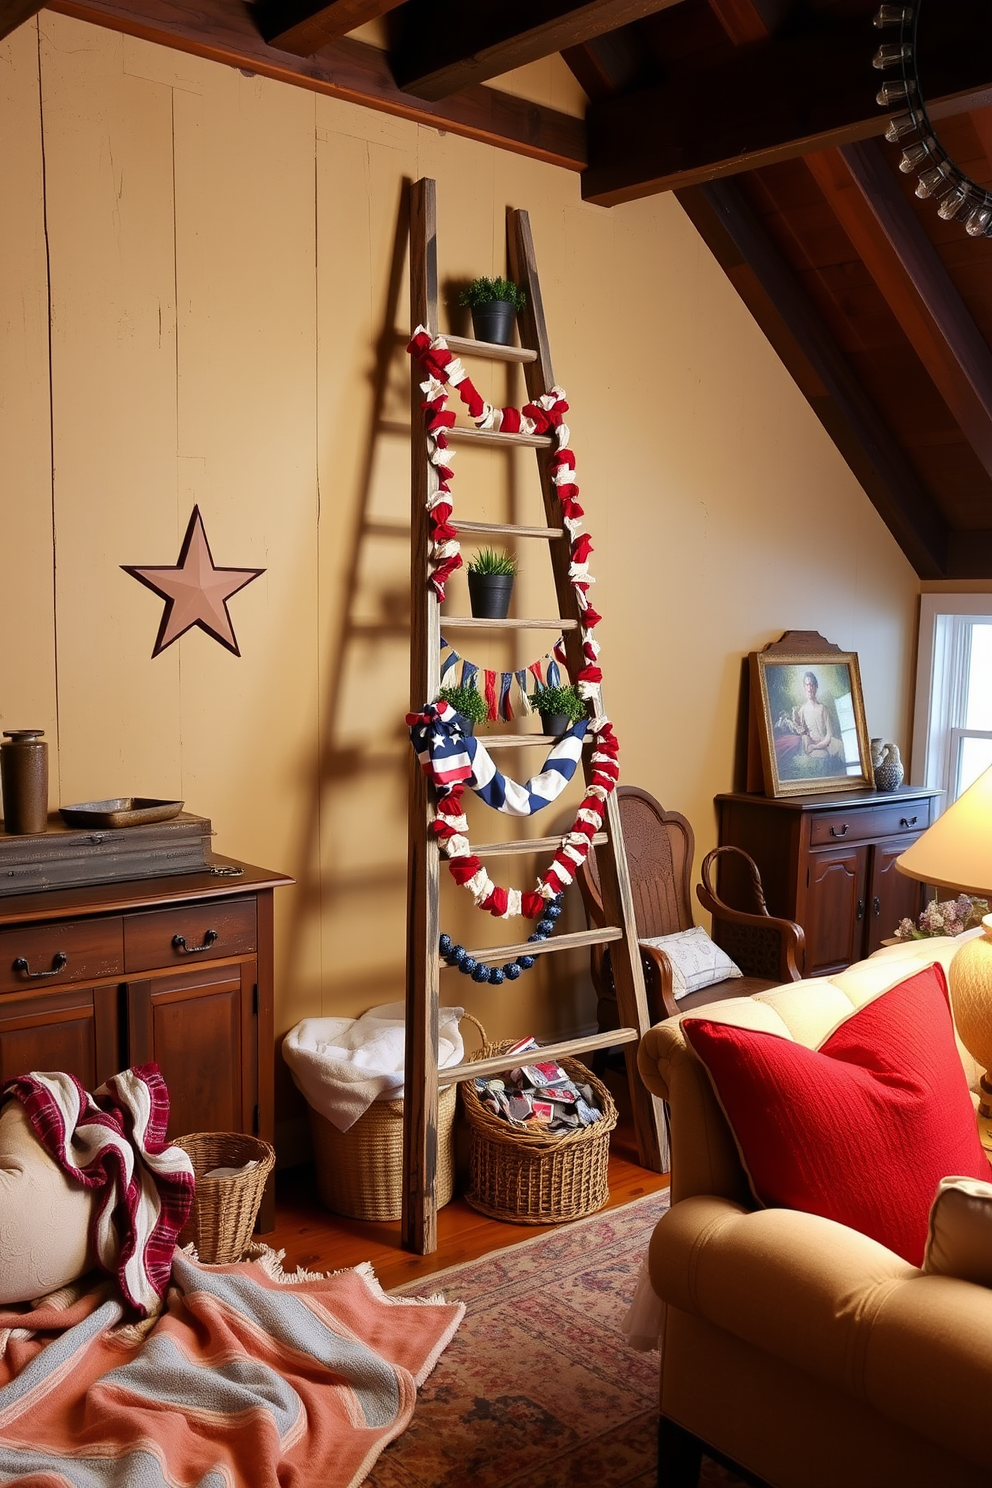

{"left": 579, "top": 786, "right": 696, "bottom": 940}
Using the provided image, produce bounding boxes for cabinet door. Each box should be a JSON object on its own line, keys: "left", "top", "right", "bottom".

{"left": 805, "top": 845, "right": 869, "bottom": 975}
{"left": 126, "top": 960, "right": 257, "bottom": 1140}
{"left": 0, "top": 983, "right": 119, "bottom": 1089}
{"left": 867, "top": 839, "right": 926, "bottom": 955}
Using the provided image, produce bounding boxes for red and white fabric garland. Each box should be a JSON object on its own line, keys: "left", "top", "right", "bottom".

{"left": 406, "top": 326, "right": 619, "bottom": 920}
{"left": 3, "top": 1064, "right": 195, "bottom": 1317}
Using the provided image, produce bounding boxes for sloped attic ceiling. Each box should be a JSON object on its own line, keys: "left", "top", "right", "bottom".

{"left": 4, "top": 0, "right": 991, "bottom": 578}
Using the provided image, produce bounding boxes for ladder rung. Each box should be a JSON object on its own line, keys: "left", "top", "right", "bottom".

{"left": 469, "top": 831, "right": 607, "bottom": 857}
{"left": 456, "top": 520, "right": 564, "bottom": 540}
{"left": 440, "top": 616, "right": 578, "bottom": 630}
{"left": 447, "top": 426, "right": 553, "bottom": 450}
{"left": 444, "top": 926, "right": 623, "bottom": 967}
{"left": 440, "top": 333, "right": 539, "bottom": 364}
{"left": 482, "top": 732, "right": 591, "bottom": 749}
{"left": 441, "top": 1027, "right": 639, "bottom": 1086}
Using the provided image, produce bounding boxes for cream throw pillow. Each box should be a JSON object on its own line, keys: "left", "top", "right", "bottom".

{"left": 924, "top": 1173, "right": 992, "bottom": 1287}
{"left": 639, "top": 925, "right": 742, "bottom": 1001}
{"left": 0, "top": 1099, "right": 96, "bottom": 1303}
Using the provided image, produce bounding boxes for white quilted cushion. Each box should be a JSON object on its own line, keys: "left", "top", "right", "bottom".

{"left": 640, "top": 926, "right": 742, "bottom": 1000}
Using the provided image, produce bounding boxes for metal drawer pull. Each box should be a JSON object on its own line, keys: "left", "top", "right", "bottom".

{"left": 873, "top": 896, "right": 881, "bottom": 918}
{"left": 900, "top": 815, "right": 918, "bottom": 829}
{"left": 857, "top": 899, "right": 865, "bottom": 921}
{"left": 13, "top": 952, "right": 68, "bottom": 980}
{"left": 829, "top": 823, "right": 849, "bottom": 837}
{"left": 172, "top": 930, "right": 219, "bottom": 955}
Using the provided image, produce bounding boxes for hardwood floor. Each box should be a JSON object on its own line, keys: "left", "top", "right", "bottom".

{"left": 263, "top": 1078, "right": 669, "bottom": 1292}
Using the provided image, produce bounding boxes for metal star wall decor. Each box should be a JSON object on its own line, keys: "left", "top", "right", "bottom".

{"left": 123, "top": 506, "right": 265, "bottom": 658}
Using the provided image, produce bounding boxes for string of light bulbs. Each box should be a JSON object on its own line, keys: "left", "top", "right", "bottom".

{"left": 874, "top": 4, "right": 992, "bottom": 237}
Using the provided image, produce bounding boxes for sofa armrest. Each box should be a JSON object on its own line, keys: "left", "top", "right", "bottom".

{"left": 650, "top": 1195, "right": 992, "bottom": 1470}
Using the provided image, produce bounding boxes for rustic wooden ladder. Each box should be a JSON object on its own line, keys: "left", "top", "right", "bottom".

{"left": 402, "top": 176, "right": 667, "bottom": 1255}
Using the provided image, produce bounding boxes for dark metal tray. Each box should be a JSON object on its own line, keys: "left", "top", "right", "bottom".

{"left": 59, "top": 797, "right": 185, "bottom": 829}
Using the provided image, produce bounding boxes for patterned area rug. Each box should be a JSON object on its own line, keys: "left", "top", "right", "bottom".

{"left": 367, "top": 1191, "right": 746, "bottom": 1488}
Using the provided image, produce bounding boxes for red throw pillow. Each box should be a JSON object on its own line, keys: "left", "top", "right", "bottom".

{"left": 682, "top": 963, "right": 991, "bottom": 1265}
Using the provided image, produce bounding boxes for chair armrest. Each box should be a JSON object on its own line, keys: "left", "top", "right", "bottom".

{"left": 640, "top": 943, "right": 680, "bottom": 1021}
{"left": 697, "top": 846, "right": 805, "bottom": 982}
{"left": 651, "top": 1195, "right": 992, "bottom": 1471}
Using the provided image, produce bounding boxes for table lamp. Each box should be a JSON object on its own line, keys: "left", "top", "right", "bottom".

{"left": 896, "top": 764, "right": 992, "bottom": 1116}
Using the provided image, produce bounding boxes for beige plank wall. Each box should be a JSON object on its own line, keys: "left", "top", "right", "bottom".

{"left": 0, "top": 14, "right": 921, "bottom": 1153}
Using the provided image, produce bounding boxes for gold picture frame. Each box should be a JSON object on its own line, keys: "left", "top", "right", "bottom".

{"left": 750, "top": 648, "right": 873, "bottom": 798}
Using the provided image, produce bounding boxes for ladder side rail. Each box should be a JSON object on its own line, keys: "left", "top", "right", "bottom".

{"left": 509, "top": 208, "right": 667, "bottom": 1173}
{"left": 403, "top": 177, "right": 443, "bottom": 1254}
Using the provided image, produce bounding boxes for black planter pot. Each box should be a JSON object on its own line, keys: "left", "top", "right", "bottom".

{"left": 468, "top": 570, "right": 514, "bottom": 619}
{"left": 470, "top": 301, "right": 517, "bottom": 347}
{"left": 539, "top": 712, "right": 571, "bottom": 737}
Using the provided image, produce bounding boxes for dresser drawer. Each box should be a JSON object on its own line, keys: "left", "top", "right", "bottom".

{"left": 0, "top": 917, "right": 124, "bottom": 994}
{"left": 809, "top": 799, "right": 934, "bottom": 848}
{"left": 124, "top": 899, "right": 256, "bottom": 972}
{"left": 809, "top": 809, "right": 875, "bottom": 847}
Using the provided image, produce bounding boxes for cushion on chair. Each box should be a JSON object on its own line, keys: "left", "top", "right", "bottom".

{"left": 681, "top": 963, "right": 991, "bottom": 1265}
{"left": 639, "top": 925, "right": 742, "bottom": 1000}
{"left": 924, "top": 1174, "right": 992, "bottom": 1287}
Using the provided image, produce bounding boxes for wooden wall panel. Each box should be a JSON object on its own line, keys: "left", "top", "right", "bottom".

{"left": 0, "top": 22, "right": 57, "bottom": 783}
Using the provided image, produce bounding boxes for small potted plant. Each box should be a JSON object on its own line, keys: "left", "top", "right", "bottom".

{"left": 467, "top": 547, "right": 517, "bottom": 619}
{"left": 531, "top": 681, "right": 585, "bottom": 737}
{"left": 438, "top": 684, "right": 489, "bottom": 735}
{"left": 458, "top": 276, "right": 526, "bottom": 347}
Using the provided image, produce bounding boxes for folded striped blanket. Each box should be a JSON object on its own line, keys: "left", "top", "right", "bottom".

{"left": 0, "top": 1251, "right": 463, "bottom": 1487}
{"left": 2, "top": 1065, "right": 194, "bottom": 1317}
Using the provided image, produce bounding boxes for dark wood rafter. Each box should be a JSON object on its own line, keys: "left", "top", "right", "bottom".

{"left": 705, "top": 0, "right": 791, "bottom": 45}
{"left": 807, "top": 140, "right": 992, "bottom": 483}
{"left": 582, "top": 10, "right": 992, "bottom": 206}
{"left": 676, "top": 176, "right": 950, "bottom": 578}
{"left": 45, "top": 0, "right": 586, "bottom": 170}
{"left": 255, "top": 0, "right": 404, "bottom": 60}
{"left": 561, "top": 30, "right": 644, "bottom": 101}
{"left": 389, "top": 0, "right": 684, "bottom": 101}
{"left": 0, "top": 0, "right": 43, "bottom": 38}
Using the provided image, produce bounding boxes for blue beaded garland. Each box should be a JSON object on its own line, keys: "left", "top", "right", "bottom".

{"left": 438, "top": 895, "right": 562, "bottom": 985}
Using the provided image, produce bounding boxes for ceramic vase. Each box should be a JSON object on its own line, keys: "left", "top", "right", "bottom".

{"left": 871, "top": 738, "right": 904, "bottom": 792}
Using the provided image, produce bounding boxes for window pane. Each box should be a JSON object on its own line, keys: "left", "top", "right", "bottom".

{"left": 958, "top": 735, "right": 992, "bottom": 795}
{"left": 966, "top": 624, "right": 992, "bottom": 729}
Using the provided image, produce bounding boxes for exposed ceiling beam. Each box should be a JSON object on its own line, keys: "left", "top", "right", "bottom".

{"left": 255, "top": 0, "right": 405, "bottom": 60}
{"left": 561, "top": 32, "right": 642, "bottom": 102}
{"left": 0, "top": 0, "right": 44, "bottom": 41}
{"left": 389, "top": 0, "right": 684, "bottom": 102}
{"left": 705, "top": 0, "right": 791, "bottom": 46}
{"left": 583, "top": 9, "right": 992, "bottom": 206}
{"left": 806, "top": 141, "right": 992, "bottom": 484}
{"left": 46, "top": 0, "right": 586, "bottom": 170}
{"left": 676, "top": 177, "right": 949, "bottom": 579}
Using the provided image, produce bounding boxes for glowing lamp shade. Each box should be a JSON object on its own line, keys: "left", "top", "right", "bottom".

{"left": 897, "top": 765, "right": 992, "bottom": 1115}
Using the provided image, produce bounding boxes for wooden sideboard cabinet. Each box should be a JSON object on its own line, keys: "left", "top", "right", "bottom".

{"left": 0, "top": 857, "right": 292, "bottom": 1228}
{"left": 714, "top": 788, "right": 942, "bottom": 978}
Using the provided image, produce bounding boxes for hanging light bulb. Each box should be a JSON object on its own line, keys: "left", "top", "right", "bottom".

{"left": 873, "top": 42, "right": 913, "bottom": 68}
{"left": 966, "top": 201, "right": 992, "bottom": 238}
{"left": 916, "top": 164, "right": 955, "bottom": 199}
{"left": 899, "top": 139, "right": 934, "bottom": 172}
{"left": 937, "top": 183, "right": 972, "bottom": 221}
{"left": 873, "top": 5, "right": 913, "bottom": 23}
{"left": 885, "top": 111, "right": 919, "bottom": 142}
{"left": 876, "top": 79, "right": 916, "bottom": 106}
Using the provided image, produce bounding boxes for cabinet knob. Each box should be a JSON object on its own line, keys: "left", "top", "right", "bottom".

{"left": 829, "top": 823, "right": 849, "bottom": 838}
{"left": 12, "top": 952, "right": 68, "bottom": 980}
{"left": 899, "top": 816, "right": 918, "bottom": 829}
{"left": 172, "top": 929, "right": 219, "bottom": 955}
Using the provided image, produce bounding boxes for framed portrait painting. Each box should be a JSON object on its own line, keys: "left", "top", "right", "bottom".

{"left": 750, "top": 649, "right": 873, "bottom": 798}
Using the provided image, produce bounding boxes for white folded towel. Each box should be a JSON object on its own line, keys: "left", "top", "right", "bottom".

{"left": 282, "top": 1002, "right": 466, "bottom": 1131}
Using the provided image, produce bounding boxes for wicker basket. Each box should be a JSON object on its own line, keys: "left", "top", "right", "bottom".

{"left": 460, "top": 1043, "right": 618, "bottom": 1224}
{"left": 175, "top": 1131, "right": 276, "bottom": 1265}
{"left": 308, "top": 1011, "right": 485, "bottom": 1223}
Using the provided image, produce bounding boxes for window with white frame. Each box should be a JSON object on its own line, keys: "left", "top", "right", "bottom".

{"left": 913, "top": 595, "right": 992, "bottom": 812}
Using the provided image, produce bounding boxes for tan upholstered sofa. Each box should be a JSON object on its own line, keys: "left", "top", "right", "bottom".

{"left": 637, "top": 935, "right": 992, "bottom": 1488}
